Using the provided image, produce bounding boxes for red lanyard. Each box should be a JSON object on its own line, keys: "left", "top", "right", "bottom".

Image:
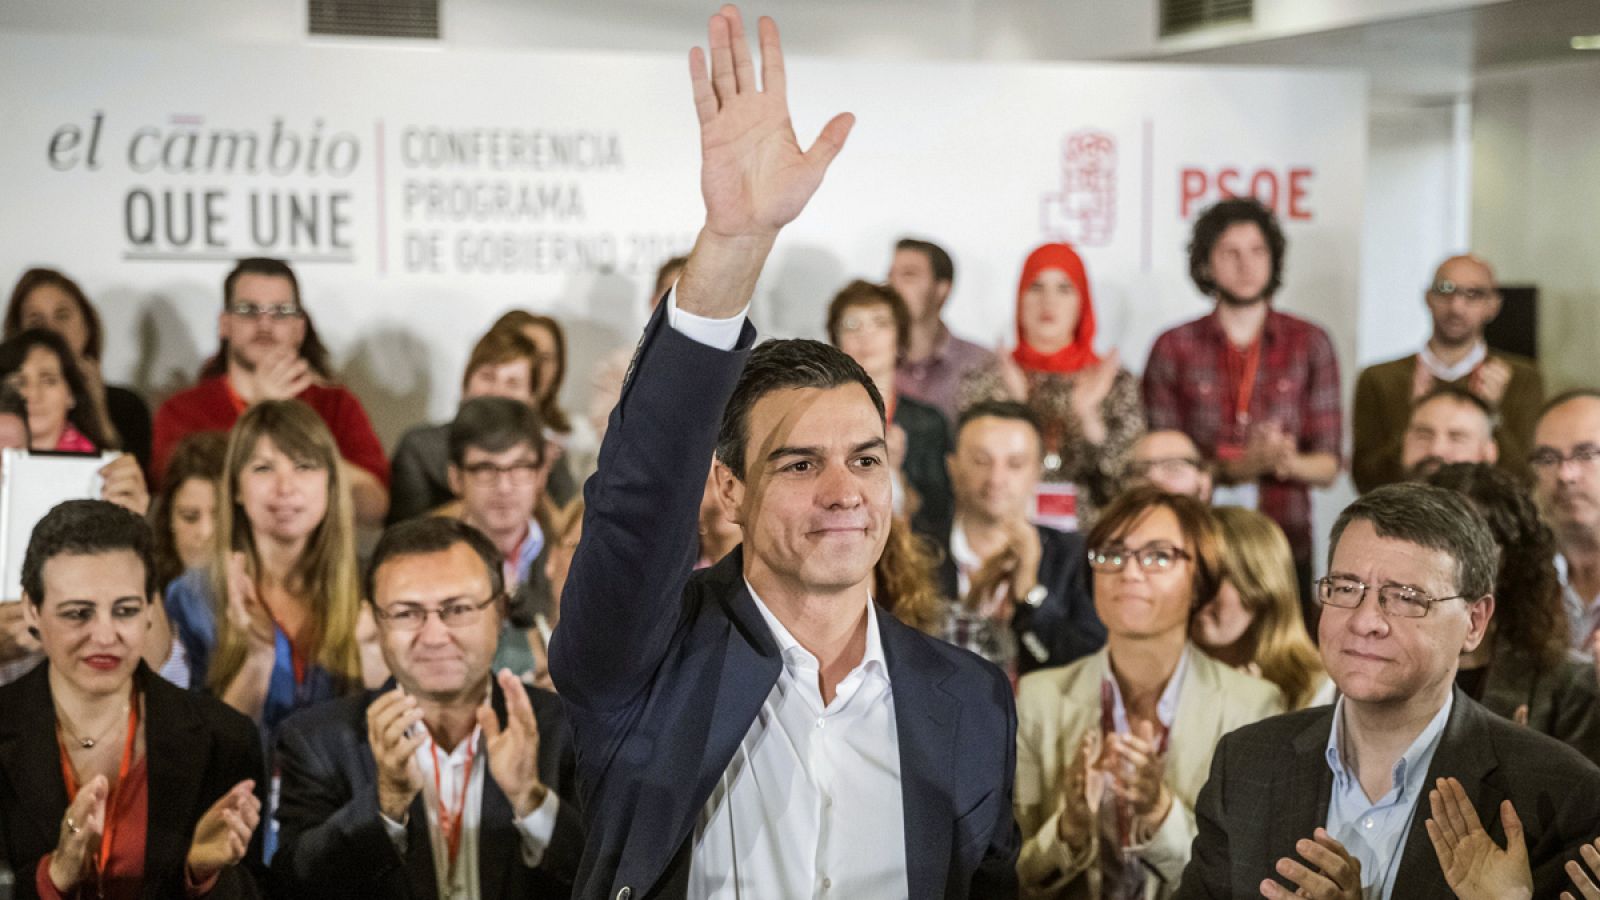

{"left": 430, "top": 736, "right": 477, "bottom": 883}
{"left": 57, "top": 693, "right": 140, "bottom": 894}
{"left": 1224, "top": 338, "right": 1262, "bottom": 430}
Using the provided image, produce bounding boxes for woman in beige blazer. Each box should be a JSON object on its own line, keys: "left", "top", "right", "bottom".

{"left": 1014, "top": 486, "right": 1284, "bottom": 899}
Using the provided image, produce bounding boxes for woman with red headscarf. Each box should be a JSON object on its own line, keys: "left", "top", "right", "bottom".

{"left": 960, "top": 242, "right": 1144, "bottom": 531}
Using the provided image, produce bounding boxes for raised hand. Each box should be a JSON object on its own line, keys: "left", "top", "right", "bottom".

{"left": 98, "top": 454, "right": 150, "bottom": 516}
{"left": 1101, "top": 719, "right": 1171, "bottom": 835}
{"left": 993, "top": 345, "right": 1031, "bottom": 402}
{"left": 225, "top": 552, "right": 274, "bottom": 653}
{"left": 1261, "top": 828, "right": 1362, "bottom": 899}
{"left": 1055, "top": 729, "right": 1103, "bottom": 848}
{"left": 1562, "top": 837, "right": 1600, "bottom": 900}
{"left": 1070, "top": 349, "right": 1121, "bottom": 445}
{"left": 247, "top": 348, "right": 313, "bottom": 404}
{"left": 1470, "top": 357, "right": 1512, "bottom": 407}
{"left": 365, "top": 688, "right": 425, "bottom": 822}
{"left": 479, "top": 668, "right": 548, "bottom": 817}
{"left": 48, "top": 775, "right": 108, "bottom": 892}
{"left": 1411, "top": 355, "right": 1436, "bottom": 400}
{"left": 1425, "top": 777, "right": 1531, "bottom": 900}
{"left": 1003, "top": 516, "right": 1043, "bottom": 601}
{"left": 186, "top": 779, "right": 261, "bottom": 883}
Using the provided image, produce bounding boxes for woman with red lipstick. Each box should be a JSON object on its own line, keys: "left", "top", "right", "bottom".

{"left": 163, "top": 400, "right": 377, "bottom": 736}
{"left": 960, "top": 242, "right": 1144, "bottom": 532}
{"left": 0, "top": 500, "right": 264, "bottom": 899}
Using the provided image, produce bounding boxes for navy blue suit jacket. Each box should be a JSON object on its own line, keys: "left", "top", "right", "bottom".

{"left": 549, "top": 307, "right": 1020, "bottom": 899}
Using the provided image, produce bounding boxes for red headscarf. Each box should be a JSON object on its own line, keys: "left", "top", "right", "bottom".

{"left": 1012, "top": 242, "right": 1100, "bottom": 374}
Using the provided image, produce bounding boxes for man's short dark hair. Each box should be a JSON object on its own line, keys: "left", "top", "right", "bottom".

{"left": 1327, "top": 483, "right": 1497, "bottom": 600}
{"left": 204, "top": 256, "right": 332, "bottom": 379}
{"left": 1187, "top": 197, "right": 1287, "bottom": 299}
{"left": 0, "top": 385, "right": 29, "bottom": 443}
{"left": 22, "top": 499, "right": 158, "bottom": 605}
{"left": 1411, "top": 383, "right": 1495, "bottom": 426}
{"left": 363, "top": 516, "right": 505, "bottom": 604}
{"left": 895, "top": 238, "right": 954, "bottom": 285}
{"left": 223, "top": 257, "right": 301, "bottom": 309}
{"left": 448, "top": 396, "right": 546, "bottom": 468}
{"left": 956, "top": 399, "right": 1042, "bottom": 441}
{"left": 715, "top": 339, "right": 886, "bottom": 480}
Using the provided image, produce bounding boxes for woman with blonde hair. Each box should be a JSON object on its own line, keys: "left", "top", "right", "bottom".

{"left": 1193, "top": 506, "right": 1330, "bottom": 710}
{"left": 164, "top": 400, "right": 375, "bottom": 732}
{"left": 874, "top": 517, "right": 946, "bottom": 636}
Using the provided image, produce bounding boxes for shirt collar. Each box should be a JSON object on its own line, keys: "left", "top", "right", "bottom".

{"left": 1202, "top": 305, "right": 1281, "bottom": 346}
{"left": 1101, "top": 644, "right": 1190, "bottom": 734}
{"left": 949, "top": 519, "right": 983, "bottom": 573}
{"left": 1325, "top": 692, "right": 1454, "bottom": 795}
{"left": 744, "top": 578, "right": 889, "bottom": 684}
{"left": 1418, "top": 342, "right": 1487, "bottom": 382}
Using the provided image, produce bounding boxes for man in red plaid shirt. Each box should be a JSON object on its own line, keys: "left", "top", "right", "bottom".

{"left": 1142, "top": 198, "right": 1341, "bottom": 617}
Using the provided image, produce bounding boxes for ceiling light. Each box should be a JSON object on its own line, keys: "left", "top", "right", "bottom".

{"left": 1572, "top": 34, "right": 1600, "bottom": 50}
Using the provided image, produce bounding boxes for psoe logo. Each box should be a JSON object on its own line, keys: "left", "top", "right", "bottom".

{"left": 1040, "top": 130, "right": 1116, "bottom": 247}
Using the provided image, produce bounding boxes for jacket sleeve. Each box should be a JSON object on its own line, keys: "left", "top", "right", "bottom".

{"left": 969, "top": 669, "right": 1022, "bottom": 898}
{"left": 547, "top": 304, "right": 754, "bottom": 714}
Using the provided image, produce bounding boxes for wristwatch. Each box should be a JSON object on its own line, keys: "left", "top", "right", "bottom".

{"left": 1021, "top": 585, "right": 1048, "bottom": 608}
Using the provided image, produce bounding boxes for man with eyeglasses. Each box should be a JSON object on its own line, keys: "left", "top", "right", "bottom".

{"left": 1531, "top": 389, "right": 1600, "bottom": 661}
{"left": 152, "top": 256, "right": 390, "bottom": 525}
{"left": 1126, "top": 430, "right": 1214, "bottom": 502}
{"left": 1179, "top": 483, "right": 1600, "bottom": 899}
{"left": 1352, "top": 254, "right": 1543, "bottom": 494}
{"left": 273, "top": 516, "right": 582, "bottom": 898}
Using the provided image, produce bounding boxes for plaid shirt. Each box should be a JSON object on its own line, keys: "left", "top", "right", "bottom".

{"left": 1142, "top": 308, "right": 1342, "bottom": 561}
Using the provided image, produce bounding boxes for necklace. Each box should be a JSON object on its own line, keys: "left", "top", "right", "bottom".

{"left": 56, "top": 700, "right": 131, "bottom": 750}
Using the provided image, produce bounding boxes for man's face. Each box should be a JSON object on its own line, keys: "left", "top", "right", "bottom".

{"left": 449, "top": 442, "right": 544, "bottom": 539}
{"left": 1207, "top": 222, "right": 1273, "bottom": 304}
{"left": 1425, "top": 258, "right": 1500, "bottom": 348}
{"left": 24, "top": 551, "right": 150, "bottom": 699}
{"left": 1532, "top": 397, "right": 1600, "bottom": 538}
{"left": 948, "top": 416, "right": 1041, "bottom": 524}
{"left": 1127, "top": 430, "right": 1212, "bottom": 501}
{"left": 1319, "top": 519, "right": 1490, "bottom": 709}
{"left": 835, "top": 301, "right": 899, "bottom": 378}
{"left": 371, "top": 543, "right": 501, "bottom": 704}
{"left": 219, "top": 273, "right": 306, "bottom": 371}
{"left": 717, "top": 384, "right": 892, "bottom": 597}
{"left": 887, "top": 249, "right": 947, "bottom": 322}
{"left": 1401, "top": 396, "right": 1498, "bottom": 476}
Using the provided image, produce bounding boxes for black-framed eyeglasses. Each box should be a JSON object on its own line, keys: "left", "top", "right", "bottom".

{"left": 1314, "top": 576, "right": 1465, "bottom": 618}
{"left": 460, "top": 460, "right": 541, "bottom": 485}
{"left": 1428, "top": 280, "right": 1496, "bottom": 303}
{"left": 1087, "top": 542, "right": 1191, "bottom": 574}
{"left": 374, "top": 594, "right": 501, "bottom": 631}
{"left": 228, "top": 302, "right": 304, "bottom": 321}
{"left": 1528, "top": 444, "right": 1600, "bottom": 471}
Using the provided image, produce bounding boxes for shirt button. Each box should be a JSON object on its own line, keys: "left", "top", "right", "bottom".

{"left": 816, "top": 718, "right": 825, "bottom": 729}
{"left": 1363, "top": 817, "right": 1375, "bottom": 829}
{"left": 822, "top": 878, "right": 832, "bottom": 890}
{"left": 823, "top": 795, "right": 833, "bottom": 808}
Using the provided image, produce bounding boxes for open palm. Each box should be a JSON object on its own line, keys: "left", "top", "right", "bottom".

{"left": 1426, "top": 778, "right": 1532, "bottom": 900}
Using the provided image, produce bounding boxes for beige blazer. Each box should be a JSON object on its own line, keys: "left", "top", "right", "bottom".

{"left": 1014, "top": 644, "right": 1284, "bottom": 899}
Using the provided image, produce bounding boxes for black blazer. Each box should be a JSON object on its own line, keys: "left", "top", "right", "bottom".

{"left": 0, "top": 662, "right": 266, "bottom": 900}
{"left": 270, "top": 678, "right": 582, "bottom": 899}
{"left": 548, "top": 306, "right": 1020, "bottom": 899}
{"left": 932, "top": 522, "right": 1106, "bottom": 676}
{"left": 1178, "top": 689, "right": 1600, "bottom": 899}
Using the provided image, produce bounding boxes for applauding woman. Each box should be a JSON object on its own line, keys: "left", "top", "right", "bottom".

{"left": 1014, "top": 486, "right": 1281, "bottom": 898}
{"left": 165, "top": 400, "right": 377, "bottom": 734}
{"left": 0, "top": 500, "right": 263, "bottom": 899}
{"left": 961, "top": 243, "right": 1143, "bottom": 531}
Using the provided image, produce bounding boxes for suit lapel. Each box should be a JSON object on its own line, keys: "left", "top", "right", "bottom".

{"left": 694, "top": 561, "right": 783, "bottom": 810}
{"left": 477, "top": 682, "right": 517, "bottom": 900}
{"left": 1392, "top": 692, "right": 1500, "bottom": 899}
{"left": 1167, "top": 650, "right": 1226, "bottom": 802}
{"left": 404, "top": 792, "right": 438, "bottom": 896}
{"left": 140, "top": 667, "right": 207, "bottom": 899}
{"left": 1282, "top": 710, "right": 1335, "bottom": 851}
{"left": 0, "top": 664, "right": 70, "bottom": 850}
{"left": 881, "top": 607, "right": 959, "bottom": 900}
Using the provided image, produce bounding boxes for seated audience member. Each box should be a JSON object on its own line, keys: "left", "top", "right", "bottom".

{"left": 1425, "top": 462, "right": 1600, "bottom": 764}
{"left": 144, "top": 432, "right": 229, "bottom": 688}
{"left": 695, "top": 463, "right": 742, "bottom": 569}
{"left": 1195, "top": 506, "right": 1330, "bottom": 709}
{"left": 874, "top": 516, "right": 947, "bottom": 636}
{"left": 1015, "top": 486, "right": 1283, "bottom": 898}
{"left": 272, "top": 517, "right": 581, "bottom": 898}
{"left": 1353, "top": 254, "right": 1542, "bottom": 493}
{"left": 940, "top": 399, "right": 1104, "bottom": 677}
{"left": 6, "top": 268, "right": 152, "bottom": 471}
{"left": 1143, "top": 198, "right": 1341, "bottom": 610}
{"left": 487, "top": 311, "right": 579, "bottom": 506}
{"left": 963, "top": 242, "right": 1144, "bottom": 532}
{"left": 1127, "top": 430, "right": 1214, "bottom": 502}
{"left": 0, "top": 328, "right": 107, "bottom": 452}
{"left": 151, "top": 257, "right": 389, "bottom": 527}
{"left": 1179, "top": 483, "right": 1600, "bottom": 899}
{"left": 889, "top": 237, "right": 997, "bottom": 422}
{"left": 827, "top": 279, "right": 953, "bottom": 535}
{"left": 1422, "top": 779, "right": 1600, "bottom": 900}
{"left": 0, "top": 500, "right": 264, "bottom": 899}
{"left": 165, "top": 400, "right": 377, "bottom": 734}
{"left": 388, "top": 326, "right": 541, "bottom": 524}
{"left": 1531, "top": 390, "right": 1600, "bottom": 661}
{"left": 1400, "top": 384, "right": 1498, "bottom": 479}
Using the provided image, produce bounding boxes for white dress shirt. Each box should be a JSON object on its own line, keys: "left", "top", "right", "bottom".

{"left": 381, "top": 723, "right": 561, "bottom": 900}
{"left": 1555, "top": 553, "right": 1600, "bottom": 652}
{"left": 688, "top": 584, "right": 909, "bottom": 899}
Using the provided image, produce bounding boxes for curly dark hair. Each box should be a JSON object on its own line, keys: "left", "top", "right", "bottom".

{"left": 1425, "top": 462, "right": 1568, "bottom": 670}
{"left": 1187, "top": 197, "right": 1287, "bottom": 300}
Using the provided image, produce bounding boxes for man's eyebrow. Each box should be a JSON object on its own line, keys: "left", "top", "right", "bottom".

{"left": 764, "top": 437, "right": 887, "bottom": 463}
{"left": 852, "top": 438, "right": 888, "bottom": 455}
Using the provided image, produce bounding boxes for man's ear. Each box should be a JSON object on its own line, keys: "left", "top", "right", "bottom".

{"left": 712, "top": 459, "right": 745, "bottom": 527}
{"left": 1461, "top": 594, "right": 1495, "bottom": 654}
{"left": 447, "top": 464, "right": 464, "bottom": 499}
{"left": 1484, "top": 440, "right": 1500, "bottom": 465}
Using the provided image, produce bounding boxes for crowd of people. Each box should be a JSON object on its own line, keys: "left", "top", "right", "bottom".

{"left": 2, "top": 5, "right": 1600, "bottom": 899}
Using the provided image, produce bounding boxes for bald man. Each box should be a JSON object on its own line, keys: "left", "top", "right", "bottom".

{"left": 1352, "top": 254, "right": 1543, "bottom": 493}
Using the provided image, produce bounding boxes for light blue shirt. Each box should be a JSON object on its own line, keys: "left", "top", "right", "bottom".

{"left": 1323, "top": 693, "right": 1453, "bottom": 900}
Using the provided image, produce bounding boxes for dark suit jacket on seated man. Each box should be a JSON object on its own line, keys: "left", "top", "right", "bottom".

{"left": 1178, "top": 484, "right": 1600, "bottom": 900}
{"left": 547, "top": 8, "right": 1018, "bottom": 899}
{"left": 272, "top": 518, "right": 582, "bottom": 899}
